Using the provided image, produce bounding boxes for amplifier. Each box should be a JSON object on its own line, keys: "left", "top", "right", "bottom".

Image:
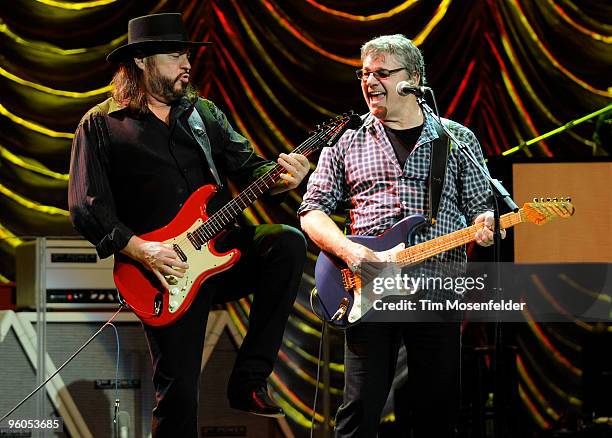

{"left": 0, "top": 311, "right": 153, "bottom": 438}
{"left": 16, "top": 238, "right": 119, "bottom": 309}
{"left": 0, "top": 311, "right": 291, "bottom": 438}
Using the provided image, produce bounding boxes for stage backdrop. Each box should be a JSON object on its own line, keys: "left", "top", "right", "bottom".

{"left": 0, "top": 0, "right": 610, "bottom": 435}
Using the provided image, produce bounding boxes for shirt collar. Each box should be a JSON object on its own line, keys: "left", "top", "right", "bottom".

{"left": 108, "top": 98, "right": 126, "bottom": 114}
{"left": 418, "top": 111, "right": 440, "bottom": 147}
{"left": 366, "top": 111, "right": 439, "bottom": 149}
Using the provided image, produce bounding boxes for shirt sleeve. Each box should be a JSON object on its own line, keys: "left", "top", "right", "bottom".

{"left": 201, "top": 100, "right": 286, "bottom": 203}
{"left": 451, "top": 123, "right": 493, "bottom": 222}
{"left": 203, "top": 100, "right": 275, "bottom": 181}
{"left": 68, "top": 111, "right": 134, "bottom": 258}
{"left": 297, "top": 130, "right": 349, "bottom": 217}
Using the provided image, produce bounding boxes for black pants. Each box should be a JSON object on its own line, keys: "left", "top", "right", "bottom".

{"left": 335, "top": 322, "right": 460, "bottom": 438}
{"left": 143, "top": 224, "right": 306, "bottom": 438}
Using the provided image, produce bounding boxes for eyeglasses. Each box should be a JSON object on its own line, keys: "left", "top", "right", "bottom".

{"left": 355, "top": 67, "right": 406, "bottom": 81}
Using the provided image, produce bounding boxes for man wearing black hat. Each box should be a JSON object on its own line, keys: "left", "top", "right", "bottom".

{"left": 68, "top": 13, "right": 309, "bottom": 437}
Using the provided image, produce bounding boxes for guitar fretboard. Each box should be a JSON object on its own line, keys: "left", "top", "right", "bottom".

{"left": 187, "top": 115, "right": 354, "bottom": 246}
{"left": 395, "top": 210, "right": 525, "bottom": 265}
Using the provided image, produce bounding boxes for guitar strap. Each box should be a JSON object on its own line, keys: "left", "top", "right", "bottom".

{"left": 428, "top": 120, "right": 450, "bottom": 225}
{"left": 187, "top": 102, "right": 224, "bottom": 189}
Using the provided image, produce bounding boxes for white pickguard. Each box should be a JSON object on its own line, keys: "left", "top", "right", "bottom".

{"left": 347, "top": 242, "right": 405, "bottom": 323}
{"left": 163, "top": 219, "right": 236, "bottom": 313}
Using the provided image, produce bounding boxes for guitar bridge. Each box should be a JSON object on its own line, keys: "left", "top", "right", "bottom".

{"left": 341, "top": 268, "right": 361, "bottom": 292}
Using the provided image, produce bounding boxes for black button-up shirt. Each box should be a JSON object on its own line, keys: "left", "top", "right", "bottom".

{"left": 68, "top": 97, "right": 276, "bottom": 258}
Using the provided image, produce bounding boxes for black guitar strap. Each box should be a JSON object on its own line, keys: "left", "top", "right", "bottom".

{"left": 187, "top": 102, "right": 224, "bottom": 189}
{"left": 428, "top": 120, "right": 450, "bottom": 225}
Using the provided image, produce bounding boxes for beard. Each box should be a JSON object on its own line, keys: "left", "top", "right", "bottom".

{"left": 145, "top": 61, "right": 197, "bottom": 104}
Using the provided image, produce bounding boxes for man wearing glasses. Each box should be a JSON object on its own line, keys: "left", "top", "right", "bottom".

{"left": 299, "top": 35, "right": 496, "bottom": 437}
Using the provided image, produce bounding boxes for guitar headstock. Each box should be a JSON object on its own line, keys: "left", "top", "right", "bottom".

{"left": 314, "top": 111, "right": 362, "bottom": 146}
{"left": 297, "top": 111, "right": 362, "bottom": 158}
{"left": 522, "top": 197, "right": 575, "bottom": 225}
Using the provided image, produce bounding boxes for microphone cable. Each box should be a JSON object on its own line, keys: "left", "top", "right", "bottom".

{"left": 0, "top": 305, "right": 125, "bottom": 424}
{"left": 108, "top": 322, "right": 122, "bottom": 437}
{"left": 310, "top": 320, "right": 326, "bottom": 438}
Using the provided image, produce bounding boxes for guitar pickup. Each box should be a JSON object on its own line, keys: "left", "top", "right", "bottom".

{"left": 186, "top": 232, "right": 202, "bottom": 250}
{"left": 173, "top": 243, "right": 187, "bottom": 261}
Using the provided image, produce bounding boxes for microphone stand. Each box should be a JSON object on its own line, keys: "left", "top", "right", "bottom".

{"left": 415, "top": 94, "right": 518, "bottom": 438}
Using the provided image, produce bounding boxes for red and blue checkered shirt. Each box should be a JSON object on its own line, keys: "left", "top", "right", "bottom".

{"left": 298, "top": 112, "right": 492, "bottom": 263}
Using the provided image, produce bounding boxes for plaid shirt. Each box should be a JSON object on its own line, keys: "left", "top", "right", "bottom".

{"left": 298, "top": 112, "right": 492, "bottom": 263}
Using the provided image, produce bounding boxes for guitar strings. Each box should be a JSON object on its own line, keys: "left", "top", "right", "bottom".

{"left": 385, "top": 203, "right": 567, "bottom": 267}
{"left": 170, "top": 119, "right": 341, "bottom": 248}
{"left": 190, "top": 117, "right": 350, "bottom": 243}
{"left": 169, "top": 116, "right": 353, "bottom": 251}
{"left": 395, "top": 212, "right": 524, "bottom": 265}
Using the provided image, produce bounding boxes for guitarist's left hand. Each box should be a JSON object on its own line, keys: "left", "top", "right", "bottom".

{"left": 474, "top": 211, "right": 506, "bottom": 247}
{"left": 270, "top": 153, "right": 310, "bottom": 194}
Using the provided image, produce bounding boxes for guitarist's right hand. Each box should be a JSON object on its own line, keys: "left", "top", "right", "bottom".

{"left": 341, "top": 242, "right": 383, "bottom": 287}
{"left": 300, "top": 210, "right": 383, "bottom": 287}
{"left": 122, "top": 236, "right": 189, "bottom": 290}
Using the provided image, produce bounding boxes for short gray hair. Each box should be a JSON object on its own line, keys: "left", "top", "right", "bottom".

{"left": 361, "top": 34, "right": 426, "bottom": 85}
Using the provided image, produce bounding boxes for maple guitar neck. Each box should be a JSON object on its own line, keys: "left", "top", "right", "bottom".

{"left": 395, "top": 199, "right": 574, "bottom": 266}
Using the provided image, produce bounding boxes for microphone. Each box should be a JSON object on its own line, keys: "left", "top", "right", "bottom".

{"left": 396, "top": 81, "right": 430, "bottom": 97}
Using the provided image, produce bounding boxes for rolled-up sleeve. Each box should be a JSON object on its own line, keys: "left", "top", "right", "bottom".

{"left": 297, "top": 131, "right": 349, "bottom": 217}
{"left": 68, "top": 112, "right": 133, "bottom": 258}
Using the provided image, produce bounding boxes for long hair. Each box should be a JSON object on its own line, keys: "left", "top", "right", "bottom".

{"left": 111, "top": 59, "right": 149, "bottom": 114}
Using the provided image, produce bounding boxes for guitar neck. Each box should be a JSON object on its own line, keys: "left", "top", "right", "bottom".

{"left": 224, "top": 163, "right": 284, "bottom": 214}
{"left": 396, "top": 209, "right": 525, "bottom": 265}
{"left": 204, "top": 144, "right": 310, "bottom": 233}
{"left": 200, "top": 119, "right": 349, "bottom": 236}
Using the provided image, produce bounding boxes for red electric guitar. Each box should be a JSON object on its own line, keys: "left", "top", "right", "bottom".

{"left": 113, "top": 112, "right": 361, "bottom": 326}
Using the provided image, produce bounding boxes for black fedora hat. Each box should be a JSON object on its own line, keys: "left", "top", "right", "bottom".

{"left": 107, "top": 13, "right": 211, "bottom": 63}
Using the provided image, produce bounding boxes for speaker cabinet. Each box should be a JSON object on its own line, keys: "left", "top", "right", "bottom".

{"left": 0, "top": 311, "right": 293, "bottom": 438}
{"left": 0, "top": 311, "right": 151, "bottom": 437}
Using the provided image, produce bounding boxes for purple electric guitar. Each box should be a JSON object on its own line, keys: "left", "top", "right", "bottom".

{"left": 313, "top": 198, "right": 575, "bottom": 328}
